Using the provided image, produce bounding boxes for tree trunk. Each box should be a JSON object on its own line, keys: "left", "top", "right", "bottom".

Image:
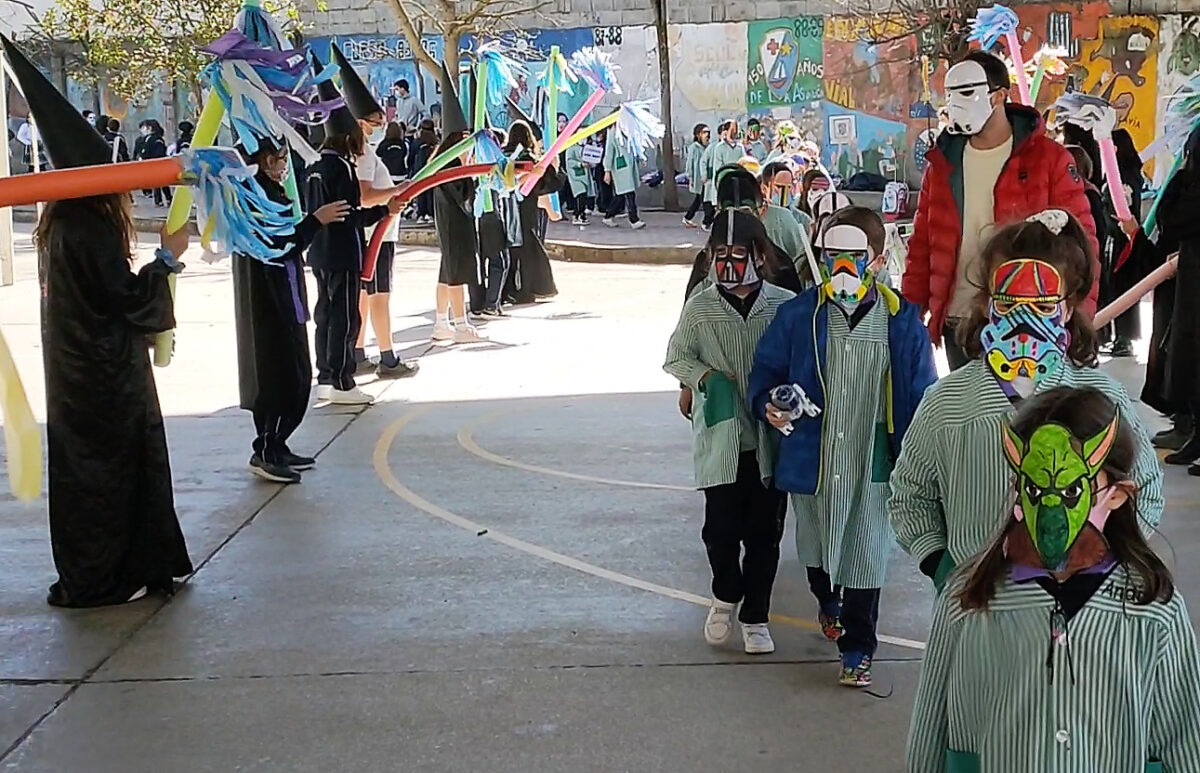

{"left": 386, "top": 0, "right": 440, "bottom": 76}
{"left": 444, "top": 31, "right": 460, "bottom": 82}
{"left": 652, "top": 0, "right": 679, "bottom": 210}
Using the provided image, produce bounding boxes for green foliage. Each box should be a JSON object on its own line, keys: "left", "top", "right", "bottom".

{"left": 40, "top": 0, "right": 306, "bottom": 104}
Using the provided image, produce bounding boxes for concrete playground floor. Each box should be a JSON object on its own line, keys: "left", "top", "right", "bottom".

{"left": 0, "top": 228, "right": 1196, "bottom": 772}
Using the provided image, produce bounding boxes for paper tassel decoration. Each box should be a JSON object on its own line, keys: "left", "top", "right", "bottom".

{"left": 477, "top": 41, "right": 527, "bottom": 110}
{"left": 158, "top": 0, "right": 297, "bottom": 366}
{"left": 969, "top": 4, "right": 1031, "bottom": 105}
{"left": 520, "top": 47, "right": 620, "bottom": 196}
{"left": 612, "top": 101, "right": 665, "bottom": 161}
{"left": 184, "top": 147, "right": 296, "bottom": 261}
{"left": 1027, "top": 45, "right": 1068, "bottom": 103}
{"left": 202, "top": 30, "right": 340, "bottom": 163}
{"left": 1142, "top": 79, "right": 1200, "bottom": 234}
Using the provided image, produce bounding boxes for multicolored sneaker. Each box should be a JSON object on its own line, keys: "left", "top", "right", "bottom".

{"left": 818, "top": 607, "right": 843, "bottom": 641}
{"left": 839, "top": 652, "right": 872, "bottom": 688}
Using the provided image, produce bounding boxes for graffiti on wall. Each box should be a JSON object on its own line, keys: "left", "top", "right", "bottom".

{"left": 1078, "top": 15, "right": 1159, "bottom": 153}
{"left": 821, "top": 15, "right": 912, "bottom": 180}
{"left": 746, "top": 17, "right": 824, "bottom": 109}
{"left": 1154, "top": 14, "right": 1199, "bottom": 182}
{"left": 669, "top": 23, "right": 748, "bottom": 139}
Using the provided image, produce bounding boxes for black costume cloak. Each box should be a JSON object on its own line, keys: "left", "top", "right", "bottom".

{"left": 1156, "top": 166, "right": 1200, "bottom": 410}
{"left": 232, "top": 172, "right": 320, "bottom": 419}
{"left": 40, "top": 202, "right": 193, "bottom": 607}
{"left": 504, "top": 152, "right": 565, "bottom": 305}
{"left": 433, "top": 159, "right": 480, "bottom": 286}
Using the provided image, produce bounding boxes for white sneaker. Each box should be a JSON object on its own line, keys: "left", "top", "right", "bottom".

{"left": 704, "top": 599, "right": 735, "bottom": 646}
{"left": 682, "top": 217, "right": 697, "bottom": 228}
{"left": 432, "top": 322, "right": 454, "bottom": 341}
{"left": 452, "top": 325, "right": 487, "bottom": 344}
{"left": 602, "top": 217, "right": 617, "bottom": 228}
{"left": 329, "top": 386, "right": 373, "bottom": 405}
{"left": 631, "top": 220, "right": 646, "bottom": 230}
{"left": 315, "top": 384, "right": 332, "bottom": 401}
{"left": 742, "top": 623, "right": 775, "bottom": 654}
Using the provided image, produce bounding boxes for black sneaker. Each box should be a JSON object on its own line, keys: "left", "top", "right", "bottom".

{"left": 249, "top": 454, "right": 301, "bottom": 483}
{"left": 281, "top": 451, "right": 316, "bottom": 470}
{"left": 376, "top": 359, "right": 420, "bottom": 380}
{"left": 480, "top": 307, "right": 504, "bottom": 318}
{"left": 1164, "top": 435, "right": 1200, "bottom": 465}
{"left": 1110, "top": 338, "right": 1135, "bottom": 358}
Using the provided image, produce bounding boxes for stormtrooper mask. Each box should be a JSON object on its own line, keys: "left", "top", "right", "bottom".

{"left": 818, "top": 223, "right": 876, "bottom": 305}
{"left": 806, "top": 177, "right": 831, "bottom": 210}
{"left": 944, "top": 60, "right": 1002, "bottom": 135}
{"left": 981, "top": 258, "right": 1071, "bottom": 399}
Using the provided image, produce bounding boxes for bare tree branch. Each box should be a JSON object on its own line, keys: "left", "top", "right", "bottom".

{"left": 383, "top": 0, "right": 439, "bottom": 72}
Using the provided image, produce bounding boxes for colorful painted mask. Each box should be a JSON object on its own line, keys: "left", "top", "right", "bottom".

{"left": 944, "top": 60, "right": 996, "bottom": 135}
{"left": 818, "top": 224, "right": 874, "bottom": 304}
{"left": 981, "top": 259, "right": 1070, "bottom": 399}
{"left": 1002, "top": 413, "right": 1120, "bottom": 576}
{"left": 712, "top": 244, "right": 761, "bottom": 291}
{"left": 747, "top": 123, "right": 762, "bottom": 140}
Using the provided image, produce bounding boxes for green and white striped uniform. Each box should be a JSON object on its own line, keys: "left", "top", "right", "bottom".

{"left": 888, "top": 359, "right": 1164, "bottom": 569}
{"left": 704, "top": 141, "right": 746, "bottom": 204}
{"left": 664, "top": 283, "right": 795, "bottom": 488}
{"left": 908, "top": 568, "right": 1200, "bottom": 772}
{"left": 762, "top": 203, "right": 809, "bottom": 269}
{"left": 791, "top": 301, "right": 894, "bottom": 588}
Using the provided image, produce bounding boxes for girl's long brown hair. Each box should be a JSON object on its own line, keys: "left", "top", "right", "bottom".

{"left": 35, "top": 193, "right": 136, "bottom": 263}
{"left": 956, "top": 213, "right": 1098, "bottom": 367}
{"left": 957, "top": 386, "right": 1173, "bottom": 610}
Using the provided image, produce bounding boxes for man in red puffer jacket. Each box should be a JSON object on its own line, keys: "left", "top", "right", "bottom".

{"left": 903, "top": 51, "right": 1099, "bottom": 368}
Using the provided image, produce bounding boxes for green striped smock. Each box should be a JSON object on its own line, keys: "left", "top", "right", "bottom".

{"left": 762, "top": 203, "right": 810, "bottom": 270}
{"left": 791, "top": 300, "right": 894, "bottom": 589}
{"left": 908, "top": 568, "right": 1200, "bottom": 772}
{"left": 888, "top": 359, "right": 1164, "bottom": 571}
{"left": 664, "top": 283, "right": 795, "bottom": 488}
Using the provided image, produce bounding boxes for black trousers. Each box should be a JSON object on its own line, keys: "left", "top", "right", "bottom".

{"left": 701, "top": 452, "right": 787, "bottom": 624}
{"left": 252, "top": 408, "right": 305, "bottom": 464}
{"left": 942, "top": 320, "right": 972, "bottom": 371}
{"left": 806, "top": 567, "right": 881, "bottom": 657}
{"left": 573, "top": 190, "right": 588, "bottom": 218}
{"left": 313, "top": 268, "right": 360, "bottom": 391}
{"left": 685, "top": 194, "right": 714, "bottom": 225}
{"left": 605, "top": 191, "right": 640, "bottom": 224}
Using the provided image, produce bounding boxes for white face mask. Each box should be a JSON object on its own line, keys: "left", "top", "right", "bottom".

{"left": 944, "top": 61, "right": 997, "bottom": 135}
{"left": 368, "top": 126, "right": 385, "bottom": 145}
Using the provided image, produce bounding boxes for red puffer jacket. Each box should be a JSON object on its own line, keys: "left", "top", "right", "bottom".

{"left": 902, "top": 105, "right": 1100, "bottom": 345}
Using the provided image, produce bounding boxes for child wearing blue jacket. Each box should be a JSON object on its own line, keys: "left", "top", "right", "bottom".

{"left": 748, "top": 206, "right": 936, "bottom": 687}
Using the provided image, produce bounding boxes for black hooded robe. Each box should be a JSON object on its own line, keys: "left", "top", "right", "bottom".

{"left": 504, "top": 157, "right": 565, "bottom": 305}
{"left": 1156, "top": 167, "right": 1200, "bottom": 411}
{"left": 40, "top": 201, "right": 192, "bottom": 607}
{"left": 232, "top": 173, "right": 321, "bottom": 457}
{"left": 433, "top": 160, "right": 480, "bottom": 287}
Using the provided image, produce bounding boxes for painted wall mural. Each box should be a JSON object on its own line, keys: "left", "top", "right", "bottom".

{"left": 42, "top": 8, "right": 1200, "bottom": 188}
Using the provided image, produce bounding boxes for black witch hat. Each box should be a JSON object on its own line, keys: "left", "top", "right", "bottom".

{"left": 505, "top": 96, "right": 542, "bottom": 143}
{"left": 438, "top": 59, "right": 469, "bottom": 136}
{"left": 330, "top": 43, "right": 382, "bottom": 120}
{"left": 312, "top": 51, "right": 358, "bottom": 137}
{"left": 0, "top": 34, "right": 111, "bottom": 168}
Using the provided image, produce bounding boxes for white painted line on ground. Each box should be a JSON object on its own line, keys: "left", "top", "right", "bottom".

{"left": 457, "top": 410, "right": 695, "bottom": 492}
{"left": 376, "top": 409, "right": 928, "bottom": 652}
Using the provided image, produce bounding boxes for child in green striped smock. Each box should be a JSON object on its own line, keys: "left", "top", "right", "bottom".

{"left": 664, "top": 209, "right": 795, "bottom": 656}
{"left": 908, "top": 386, "right": 1200, "bottom": 773}
{"left": 749, "top": 207, "right": 938, "bottom": 687}
{"left": 890, "top": 210, "right": 1164, "bottom": 591}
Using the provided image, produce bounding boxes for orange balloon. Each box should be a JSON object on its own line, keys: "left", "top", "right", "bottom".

{"left": 0, "top": 157, "right": 183, "bottom": 207}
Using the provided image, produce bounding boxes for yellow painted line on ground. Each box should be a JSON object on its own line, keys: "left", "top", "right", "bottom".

{"left": 376, "top": 409, "right": 927, "bottom": 652}
{"left": 457, "top": 409, "right": 695, "bottom": 492}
